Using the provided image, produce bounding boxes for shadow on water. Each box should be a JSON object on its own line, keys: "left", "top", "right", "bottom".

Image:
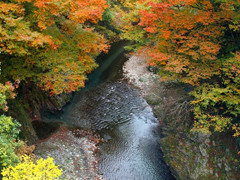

{"left": 41, "top": 41, "right": 175, "bottom": 180}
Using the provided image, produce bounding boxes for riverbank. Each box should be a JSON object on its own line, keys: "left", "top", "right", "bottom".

{"left": 123, "top": 55, "right": 159, "bottom": 96}
{"left": 123, "top": 55, "right": 240, "bottom": 179}
{"left": 34, "top": 127, "right": 103, "bottom": 180}
{"left": 7, "top": 81, "right": 104, "bottom": 179}
{"left": 31, "top": 41, "right": 130, "bottom": 180}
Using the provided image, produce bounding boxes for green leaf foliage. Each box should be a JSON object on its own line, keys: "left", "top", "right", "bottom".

{"left": 0, "top": 115, "right": 21, "bottom": 170}
{"left": 191, "top": 53, "right": 240, "bottom": 136}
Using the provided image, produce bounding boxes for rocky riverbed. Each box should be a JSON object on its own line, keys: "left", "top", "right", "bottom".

{"left": 34, "top": 127, "right": 103, "bottom": 180}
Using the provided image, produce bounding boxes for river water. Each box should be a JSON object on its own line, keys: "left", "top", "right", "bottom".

{"left": 42, "top": 42, "right": 175, "bottom": 180}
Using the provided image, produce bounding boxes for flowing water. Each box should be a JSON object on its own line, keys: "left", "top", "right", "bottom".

{"left": 42, "top": 41, "right": 175, "bottom": 180}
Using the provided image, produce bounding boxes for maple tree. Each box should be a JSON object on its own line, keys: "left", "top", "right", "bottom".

{"left": 0, "top": 2, "right": 55, "bottom": 56}
{"left": 1, "top": 0, "right": 240, "bottom": 141}
{"left": 118, "top": 0, "right": 240, "bottom": 137}
{"left": 0, "top": 0, "right": 109, "bottom": 94}
{"left": 0, "top": 0, "right": 111, "bottom": 174}
{"left": 190, "top": 52, "right": 240, "bottom": 137}
{"left": 119, "top": 0, "right": 226, "bottom": 84}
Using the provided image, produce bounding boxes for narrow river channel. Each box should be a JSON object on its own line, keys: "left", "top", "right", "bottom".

{"left": 42, "top": 41, "right": 175, "bottom": 180}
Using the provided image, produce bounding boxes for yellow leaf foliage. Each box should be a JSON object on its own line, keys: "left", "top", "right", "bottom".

{"left": 1, "top": 156, "right": 62, "bottom": 180}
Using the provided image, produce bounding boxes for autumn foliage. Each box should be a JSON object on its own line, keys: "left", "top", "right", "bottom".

{"left": 1, "top": 0, "right": 240, "bottom": 155}
{"left": 2, "top": 156, "right": 62, "bottom": 180}
{"left": 0, "top": 0, "right": 111, "bottom": 175}
{"left": 118, "top": 0, "right": 240, "bottom": 137}
{"left": 0, "top": 0, "right": 108, "bottom": 94}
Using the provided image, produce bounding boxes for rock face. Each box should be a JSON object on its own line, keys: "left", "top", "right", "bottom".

{"left": 123, "top": 55, "right": 240, "bottom": 180}
{"left": 8, "top": 82, "right": 72, "bottom": 143}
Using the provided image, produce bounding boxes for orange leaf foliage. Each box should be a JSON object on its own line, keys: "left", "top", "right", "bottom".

{"left": 1, "top": 0, "right": 109, "bottom": 95}
{"left": 133, "top": 0, "right": 230, "bottom": 85}
{"left": 20, "top": 0, "right": 108, "bottom": 30}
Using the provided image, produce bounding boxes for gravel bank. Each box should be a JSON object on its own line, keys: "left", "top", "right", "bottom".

{"left": 34, "top": 127, "right": 103, "bottom": 180}
{"left": 123, "top": 55, "right": 159, "bottom": 96}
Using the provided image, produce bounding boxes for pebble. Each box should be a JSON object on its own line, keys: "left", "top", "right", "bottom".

{"left": 34, "top": 128, "right": 103, "bottom": 180}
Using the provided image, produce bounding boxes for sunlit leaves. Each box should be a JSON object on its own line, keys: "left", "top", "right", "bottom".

{"left": 191, "top": 52, "right": 240, "bottom": 136}
{"left": 0, "top": 2, "right": 55, "bottom": 56}
{"left": 135, "top": 0, "right": 226, "bottom": 85}
{"left": 1, "top": 0, "right": 109, "bottom": 94}
{"left": 119, "top": 0, "right": 240, "bottom": 137}
{"left": 2, "top": 156, "right": 62, "bottom": 180}
{"left": 23, "top": 0, "right": 108, "bottom": 30}
{"left": 33, "top": 24, "right": 108, "bottom": 95}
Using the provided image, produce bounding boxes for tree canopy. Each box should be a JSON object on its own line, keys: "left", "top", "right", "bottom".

{"left": 1, "top": 0, "right": 240, "bottom": 169}
{"left": 116, "top": 0, "right": 240, "bottom": 137}
{"left": 0, "top": 0, "right": 109, "bottom": 94}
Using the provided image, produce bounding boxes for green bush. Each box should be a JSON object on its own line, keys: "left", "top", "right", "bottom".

{"left": 0, "top": 136, "right": 20, "bottom": 170}
{"left": 0, "top": 115, "right": 21, "bottom": 170}
{"left": 0, "top": 115, "right": 21, "bottom": 140}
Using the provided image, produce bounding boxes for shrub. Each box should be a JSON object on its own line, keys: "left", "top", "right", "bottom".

{"left": 0, "top": 115, "right": 21, "bottom": 140}
{"left": 1, "top": 156, "right": 62, "bottom": 180}
{"left": 0, "top": 115, "right": 21, "bottom": 170}
{"left": 0, "top": 136, "right": 20, "bottom": 170}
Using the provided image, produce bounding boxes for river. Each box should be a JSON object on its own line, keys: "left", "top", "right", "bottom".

{"left": 42, "top": 41, "right": 175, "bottom": 180}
